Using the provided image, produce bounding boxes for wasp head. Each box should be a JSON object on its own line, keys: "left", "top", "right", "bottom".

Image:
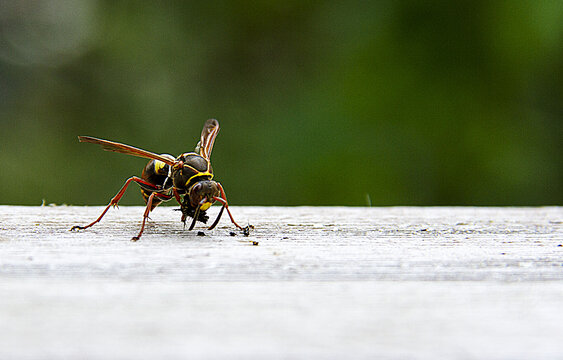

{"left": 179, "top": 180, "right": 221, "bottom": 229}
{"left": 189, "top": 180, "right": 220, "bottom": 211}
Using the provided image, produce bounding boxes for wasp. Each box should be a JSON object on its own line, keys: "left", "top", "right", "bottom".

{"left": 71, "top": 119, "right": 245, "bottom": 241}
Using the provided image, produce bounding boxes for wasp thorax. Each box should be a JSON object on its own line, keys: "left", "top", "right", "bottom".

{"left": 177, "top": 153, "right": 208, "bottom": 172}
{"left": 171, "top": 152, "right": 213, "bottom": 191}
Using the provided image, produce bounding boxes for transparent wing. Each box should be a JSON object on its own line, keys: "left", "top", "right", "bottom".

{"left": 77, "top": 136, "right": 176, "bottom": 166}
{"left": 197, "top": 119, "right": 220, "bottom": 160}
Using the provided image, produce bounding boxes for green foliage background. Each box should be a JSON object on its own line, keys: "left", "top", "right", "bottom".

{"left": 1, "top": 1, "right": 561, "bottom": 206}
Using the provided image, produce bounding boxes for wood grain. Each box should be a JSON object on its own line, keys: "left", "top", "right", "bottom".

{"left": 0, "top": 206, "right": 562, "bottom": 359}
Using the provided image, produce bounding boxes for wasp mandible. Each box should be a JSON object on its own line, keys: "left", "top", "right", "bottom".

{"left": 71, "top": 119, "right": 244, "bottom": 241}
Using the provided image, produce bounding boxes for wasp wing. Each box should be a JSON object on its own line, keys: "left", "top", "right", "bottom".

{"left": 77, "top": 136, "right": 176, "bottom": 166}
{"left": 197, "top": 119, "right": 220, "bottom": 160}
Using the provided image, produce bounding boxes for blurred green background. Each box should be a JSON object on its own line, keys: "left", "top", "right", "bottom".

{"left": 0, "top": 0, "right": 561, "bottom": 206}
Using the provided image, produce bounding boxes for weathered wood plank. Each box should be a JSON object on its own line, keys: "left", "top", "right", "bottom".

{"left": 0, "top": 206, "right": 562, "bottom": 359}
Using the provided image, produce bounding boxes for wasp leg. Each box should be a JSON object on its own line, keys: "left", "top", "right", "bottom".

{"left": 210, "top": 183, "right": 243, "bottom": 230}
{"left": 131, "top": 192, "right": 172, "bottom": 241}
{"left": 173, "top": 188, "right": 183, "bottom": 206}
{"left": 71, "top": 176, "right": 159, "bottom": 232}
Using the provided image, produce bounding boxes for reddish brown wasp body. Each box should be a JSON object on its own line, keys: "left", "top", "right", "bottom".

{"left": 71, "top": 119, "right": 244, "bottom": 241}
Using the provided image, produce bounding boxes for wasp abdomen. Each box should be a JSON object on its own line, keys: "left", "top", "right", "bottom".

{"left": 140, "top": 155, "right": 174, "bottom": 209}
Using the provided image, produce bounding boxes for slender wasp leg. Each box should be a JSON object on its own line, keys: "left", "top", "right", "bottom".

{"left": 131, "top": 192, "right": 155, "bottom": 241}
{"left": 210, "top": 183, "right": 243, "bottom": 230}
{"left": 70, "top": 176, "right": 159, "bottom": 231}
{"left": 131, "top": 192, "right": 172, "bottom": 241}
{"left": 173, "top": 188, "right": 183, "bottom": 206}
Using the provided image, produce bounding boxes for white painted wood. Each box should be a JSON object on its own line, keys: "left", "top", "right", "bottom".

{"left": 0, "top": 206, "right": 562, "bottom": 359}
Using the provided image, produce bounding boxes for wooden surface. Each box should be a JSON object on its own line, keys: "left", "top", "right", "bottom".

{"left": 0, "top": 205, "right": 562, "bottom": 359}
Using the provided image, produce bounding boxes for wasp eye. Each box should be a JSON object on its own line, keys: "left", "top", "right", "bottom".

{"left": 192, "top": 183, "right": 202, "bottom": 192}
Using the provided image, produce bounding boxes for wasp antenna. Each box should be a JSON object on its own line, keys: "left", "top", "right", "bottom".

{"left": 208, "top": 205, "right": 225, "bottom": 230}
{"left": 189, "top": 204, "right": 201, "bottom": 231}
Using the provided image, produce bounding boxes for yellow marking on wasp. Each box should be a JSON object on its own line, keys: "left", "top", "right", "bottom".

{"left": 185, "top": 172, "right": 213, "bottom": 187}
{"left": 154, "top": 160, "right": 167, "bottom": 174}
{"left": 200, "top": 202, "right": 212, "bottom": 211}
